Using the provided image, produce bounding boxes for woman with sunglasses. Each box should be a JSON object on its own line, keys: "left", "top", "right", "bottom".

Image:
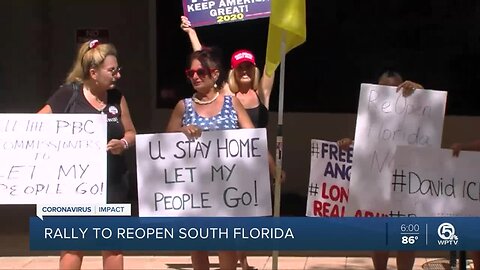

{"left": 38, "top": 40, "right": 136, "bottom": 270}
{"left": 166, "top": 47, "right": 255, "bottom": 270}
{"left": 181, "top": 16, "right": 282, "bottom": 270}
{"left": 181, "top": 16, "right": 274, "bottom": 125}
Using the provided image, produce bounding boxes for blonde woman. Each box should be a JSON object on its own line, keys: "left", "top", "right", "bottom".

{"left": 38, "top": 40, "right": 136, "bottom": 270}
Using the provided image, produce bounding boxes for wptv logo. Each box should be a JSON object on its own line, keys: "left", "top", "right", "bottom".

{"left": 437, "top": 222, "right": 458, "bottom": 246}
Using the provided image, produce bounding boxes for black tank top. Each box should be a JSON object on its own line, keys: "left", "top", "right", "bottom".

{"left": 245, "top": 92, "right": 269, "bottom": 128}
{"left": 47, "top": 84, "right": 128, "bottom": 199}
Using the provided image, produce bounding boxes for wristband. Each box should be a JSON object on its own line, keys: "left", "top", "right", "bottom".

{"left": 120, "top": 138, "right": 129, "bottom": 149}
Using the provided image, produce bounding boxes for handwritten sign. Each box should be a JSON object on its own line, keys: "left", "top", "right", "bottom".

{"left": 306, "top": 140, "right": 352, "bottom": 217}
{"left": 392, "top": 145, "right": 480, "bottom": 216}
{"left": 0, "top": 114, "right": 107, "bottom": 204}
{"left": 183, "top": 0, "right": 271, "bottom": 27}
{"left": 136, "top": 128, "right": 272, "bottom": 217}
{"left": 345, "top": 84, "right": 447, "bottom": 217}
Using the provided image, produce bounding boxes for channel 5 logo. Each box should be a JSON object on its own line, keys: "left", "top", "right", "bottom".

{"left": 437, "top": 222, "right": 458, "bottom": 246}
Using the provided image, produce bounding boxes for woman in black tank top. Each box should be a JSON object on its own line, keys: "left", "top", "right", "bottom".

{"left": 38, "top": 40, "right": 136, "bottom": 270}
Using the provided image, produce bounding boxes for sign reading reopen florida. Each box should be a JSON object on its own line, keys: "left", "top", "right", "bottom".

{"left": 0, "top": 114, "right": 107, "bottom": 204}
{"left": 183, "top": 0, "right": 271, "bottom": 27}
{"left": 346, "top": 84, "right": 447, "bottom": 217}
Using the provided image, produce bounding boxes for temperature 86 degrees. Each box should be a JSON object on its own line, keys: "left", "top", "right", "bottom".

{"left": 401, "top": 235, "right": 419, "bottom": 245}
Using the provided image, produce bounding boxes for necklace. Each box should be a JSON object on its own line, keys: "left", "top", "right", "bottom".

{"left": 192, "top": 92, "right": 219, "bottom": 105}
{"left": 94, "top": 96, "right": 104, "bottom": 104}
{"left": 92, "top": 95, "right": 106, "bottom": 111}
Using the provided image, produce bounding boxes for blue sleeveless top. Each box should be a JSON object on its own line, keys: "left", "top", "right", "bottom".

{"left": 182, "top": 95, "right": 239, "bottom": 131}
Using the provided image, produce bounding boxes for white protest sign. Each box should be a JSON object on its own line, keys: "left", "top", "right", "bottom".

{"left": 392, "top": 145, "right": 480, "bottom": 216}
{"left": 306, "top": 140, "right": 352, "bottom": 217}
{"left": 136, "top": 128, "right": 272, "bottom": 217}
{"left": 0, "top": 114, "right": 107, "bottom": 204}
{"left": 346, "top": 84, "right": 447, "bottom": 217}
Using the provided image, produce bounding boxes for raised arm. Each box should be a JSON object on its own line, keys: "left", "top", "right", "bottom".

{"left": 258, "top": 68, "right": 275, "bottom": 110}
{"left": 180, "top": 16, "right": 202, "bottom": 51}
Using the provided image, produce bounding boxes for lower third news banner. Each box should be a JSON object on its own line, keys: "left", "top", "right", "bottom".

{"left": 30, "top": 217, "right": 480, "bottom": 250}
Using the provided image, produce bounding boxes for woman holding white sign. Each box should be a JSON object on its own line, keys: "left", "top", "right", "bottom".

{"left": 337, "top": 70, "right": 423, "bottom": 270}
{"left": 180, "top": 17, "right": 281, "bottom": 269}
{"left": 166, "top": 47, "right": 255, "bottom": 270}
{"left": 38, "top": 40, "right": 136, "bottom": 270}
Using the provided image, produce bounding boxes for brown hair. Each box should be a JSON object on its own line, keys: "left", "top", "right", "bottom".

{"left": 189, "top": 47, "right": 226, "bottom": 89}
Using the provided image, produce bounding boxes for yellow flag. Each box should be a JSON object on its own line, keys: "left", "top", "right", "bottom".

{"left": 265, "top": 0, "right": 307, "bottom": 76}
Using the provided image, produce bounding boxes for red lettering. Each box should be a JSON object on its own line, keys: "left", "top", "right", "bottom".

{"left": 313, "top": 200, "right": 322, "bottom": 216}
{"left": 313, "top": 200, "right": 345, "bottom": 217}
{"left": 321, "top": 183, "right": 349, "bottom": 203}
{"left": 354, "top": 209, "right": 389, "bottom": 217}
{"left": 330, "top": 203, "right": 345, "bottom": 217}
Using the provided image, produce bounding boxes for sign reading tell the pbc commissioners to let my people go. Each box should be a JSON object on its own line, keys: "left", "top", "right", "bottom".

{"left": 183, "top": 0, "right": 271, "bottom": 27}
{"left": 0, "top": 114, "right": 107, "bottom": 205}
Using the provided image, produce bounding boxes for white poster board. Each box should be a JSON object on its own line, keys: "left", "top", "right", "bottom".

{"left": 306, "top": 140, "right": 352, "bottom": 217}
{"left": 393, "top": 145, "right": 480, "bottom": 216}
{"left": 136, "top": 128, "right": 272, "bottom": 217}
{"left": 0, "top": 114, "right": 107, "bottom": 204}
{"left": 346, "top": 84, "right": 447, "bottom": 216}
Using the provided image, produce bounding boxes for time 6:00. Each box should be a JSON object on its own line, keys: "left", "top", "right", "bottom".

{"left": 400, "top": 224, "right": 420, "bottom": 232}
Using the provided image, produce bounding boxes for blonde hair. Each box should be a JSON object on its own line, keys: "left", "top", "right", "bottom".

{"left": 227, "top": 66, "right": 260, "bottom": 94}
{"left": 65, "top": 41, "right": 117, "bottom": 84}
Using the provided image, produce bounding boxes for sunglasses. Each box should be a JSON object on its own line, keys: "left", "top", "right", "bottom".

{"left": 185, "top": 68, "right": 216, "bottom": 79}
{"left": 107, "top": 66, "right": 122, "bottom": 75}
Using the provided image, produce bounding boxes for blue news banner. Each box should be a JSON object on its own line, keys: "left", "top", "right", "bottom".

{"left": 30, "top": 217, "right": 480, "bottom": 251}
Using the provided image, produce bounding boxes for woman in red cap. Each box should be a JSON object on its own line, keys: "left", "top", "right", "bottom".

{"left": 180, "top": 16, "right": 281, "bottom": 270}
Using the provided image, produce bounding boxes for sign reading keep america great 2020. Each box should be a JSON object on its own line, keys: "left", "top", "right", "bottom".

{"left": 183, "top": 0, "right": 271, "bottom": 27}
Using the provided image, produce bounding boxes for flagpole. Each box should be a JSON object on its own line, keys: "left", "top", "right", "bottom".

{"left": 272, "top": 33, "right": 286, "bottom": 270}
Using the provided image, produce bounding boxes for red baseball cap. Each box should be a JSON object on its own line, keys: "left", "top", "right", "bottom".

{"left": 230, "top": 49, "right": 256, "bottom": 69}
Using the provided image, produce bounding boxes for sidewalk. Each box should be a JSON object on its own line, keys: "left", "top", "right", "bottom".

{"left": 0, "top": 255, "right": 473, "bottom": 269}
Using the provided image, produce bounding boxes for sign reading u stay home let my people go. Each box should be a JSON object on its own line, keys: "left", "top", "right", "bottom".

{"left": 0, "top": 114, "right": 107, "bottom": 204}
{"left": 136, "top": 128, "right": 272, "bottom": 217}
{"left": 183, "top": 0, "right": 271, "bottom": 27}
